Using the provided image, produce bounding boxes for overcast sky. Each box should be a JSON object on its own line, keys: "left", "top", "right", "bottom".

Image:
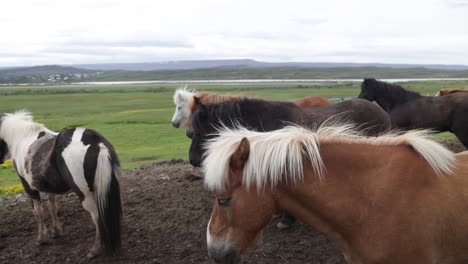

{"left": 1, "top": 0, "right": 468, "bottom": 67}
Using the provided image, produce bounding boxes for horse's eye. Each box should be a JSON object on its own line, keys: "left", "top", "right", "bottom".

{"left": 177, "top": 106, "right": 182, "bottom": 110}
{"left": 217, "top": 197, "right": 232, "bottom": 207}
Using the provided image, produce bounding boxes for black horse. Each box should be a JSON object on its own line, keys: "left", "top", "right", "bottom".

{"left": 358, "top": 78, "right": 468, "bottom": 148}
{"left": 189, "top": 97, "right": 390, "bottom": 167}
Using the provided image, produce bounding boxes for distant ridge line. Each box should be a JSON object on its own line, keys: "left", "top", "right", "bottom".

{"left": 70, "top": 59, "right": 468, "bottom": 71}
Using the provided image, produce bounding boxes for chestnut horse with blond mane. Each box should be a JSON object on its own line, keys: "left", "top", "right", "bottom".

{"left": 435, "top": 88, "right": 468, "bottom": 96}
{"left": 203, "top": 124, "right": 468, "bottom": 264}
{"left": 171, "top": 88, "right": 331, "bottom": 130}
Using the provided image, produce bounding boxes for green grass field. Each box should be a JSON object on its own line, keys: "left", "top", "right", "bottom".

{"left": 0, "top": 80, "right": 465, "bottom": 196}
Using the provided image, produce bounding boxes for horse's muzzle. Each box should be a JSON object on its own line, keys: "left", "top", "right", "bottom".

{"left": 186, "top": 130, "right": 193, "bottom": 139}
{"left": 189, "top": 156, "right": 201, "bottom": 167}
{"left": 172, "top": 121, "right": 181, "bottom": 128}
{"left": 208, "top": 246, "right": 241, "bottom": 264}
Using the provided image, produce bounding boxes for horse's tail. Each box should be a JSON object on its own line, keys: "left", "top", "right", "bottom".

{"left": 95, "top": 142, "right": 122, "bottom": 256}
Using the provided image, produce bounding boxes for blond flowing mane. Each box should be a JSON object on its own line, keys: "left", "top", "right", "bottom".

{"left": 203, "top": 124, "right": 455, "bottom": 192}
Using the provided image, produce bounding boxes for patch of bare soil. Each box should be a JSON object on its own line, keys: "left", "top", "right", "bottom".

{"left": 0, "top": 139, "right": 464, "bottom": 264}
{"left": 435, "top": 138, "right": 466, "bottom": 154}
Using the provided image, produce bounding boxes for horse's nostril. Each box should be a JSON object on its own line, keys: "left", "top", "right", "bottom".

{"left": 189, "top": 158, "right": 200, "bottom": 167}
{"left": 172, "top": 121, "right": 180, "bottom": 128}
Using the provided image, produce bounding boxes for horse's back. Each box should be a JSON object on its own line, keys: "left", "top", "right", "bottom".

{"left": 337, "top": 98, "right": 391, "bottom": 134}
{"left": 301, "top": 98, "right": 390, "bottom": 135}
{"left": 54, "top": 128, "right": 119, "bottom": 198}
{"left": 436, "top": 88, "right": 468, "bottom": 96}
{"left": 293, "top": 96, "right": 332, "bottom": 108}
{"left": 25, "top": 132, "right": 70, "bottom": 193}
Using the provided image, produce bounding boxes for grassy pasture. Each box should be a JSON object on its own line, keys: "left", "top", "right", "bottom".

{"left": 0, "top": 80, "right": 465, "bottom": 196}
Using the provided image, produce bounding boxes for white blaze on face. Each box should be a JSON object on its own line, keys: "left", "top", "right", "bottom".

{"left": 206, "top": 213, "right": 212, "bottom": 247}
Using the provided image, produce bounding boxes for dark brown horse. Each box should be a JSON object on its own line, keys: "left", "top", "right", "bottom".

{"left": 189, "top": 97, "right": 391, "bottom": 167}
{"left": 358, "top": 78, "right": 468, "bottom": 148}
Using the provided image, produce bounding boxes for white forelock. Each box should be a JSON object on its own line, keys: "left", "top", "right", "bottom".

{"left": 173, "top": 86, "right": 195, "bottom": 105}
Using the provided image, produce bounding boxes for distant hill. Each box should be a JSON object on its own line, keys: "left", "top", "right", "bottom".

{"left": 72, "top": 59, "right": 468, "bottom": 71}
{"left": 83, "top": 66, "right": 468, "bottom": 82}
{"left": 1, "top": 62, "right": 468, "bottom": 84}
{"left": 0, "top": 65, "right": 95, "bottom": 77}
{"left": 0, "top": 65, "right": 100, "bottom": 84}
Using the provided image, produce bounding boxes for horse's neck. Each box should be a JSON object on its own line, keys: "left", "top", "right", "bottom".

{"left": 376, "top": 88, "right": 421, "bottom": 111}
{"left": 240, "top": 101, "right": 303, "bottom": 129}
{"left": 4, "top": 125, "right": 55, "bottom": 159}
{"left": 302, "top": 106, "right": 333, "bottom": 126}
{"left": 274, "top": 142, "right": 434, "bottom": 260}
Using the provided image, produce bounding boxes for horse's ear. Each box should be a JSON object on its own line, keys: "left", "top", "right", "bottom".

{"left": 230, "top": 137, "right": 250, "bottom": 169}
{"left": 194, "top": 96, "right": 201, "bottom": 106}
{"left": 176, "top": 92, "right": 183, "bottom": 101}
{"left": 362, "top": 78, "right": 378, "bottom": 88}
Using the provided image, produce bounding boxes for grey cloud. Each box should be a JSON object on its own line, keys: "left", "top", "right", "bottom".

{"left": 444, "top": 0, "right": 468, "bottom": 6}
{"left": 41, "top": 47, "right": 120, "bottom": 56}
{"left": 0, "top": 52, "right": 42, "bottom": 58}
{"left": 66, "top": 39, "right": 193, "bottom": 48}
{"left": 291, "top": 18, "right": 327, "bottom": 25}
{"left": 41, "top": 40, "right": 193, "bottom": 56}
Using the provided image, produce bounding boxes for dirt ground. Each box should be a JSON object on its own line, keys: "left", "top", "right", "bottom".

{"left": 0, "top": 139, "right": 465, "bottom": 264}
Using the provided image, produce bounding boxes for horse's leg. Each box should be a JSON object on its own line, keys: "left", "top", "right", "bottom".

{"left": 32, "top": 197, "right": 49, "bottom": 244}
{"left": 18, "top": 176, "right": 49, "bottom": 244}
{"left": 456, "top": 133, "right": 468, "bottom": 149}
{"left": 81, "top": 193, "right": 101, "bottom": 259}
{"left": 46, "top": 193, "right": 63, "bottom": 237}
{"left": 452, "top": 122, "right": 468, "bottom": 149}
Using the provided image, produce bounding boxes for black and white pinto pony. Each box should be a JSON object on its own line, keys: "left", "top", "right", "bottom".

{"left": 359, "top": 78, "right": 468, "bottom": 148}
{"left": 0, "top": 111, "right": 121, "bottom": 258}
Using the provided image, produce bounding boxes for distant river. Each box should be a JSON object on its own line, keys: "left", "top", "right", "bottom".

{"left": 74, "top": 78, "right": 468, "bottom": 85}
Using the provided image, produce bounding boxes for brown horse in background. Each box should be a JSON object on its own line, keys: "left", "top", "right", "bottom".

{"left": 287, "top": 95, "right": 332, "bottom": 108}
{"left": 435, "top": 88, "right": 468, "bottom": 96}
{"left": 203, "top": 124, "right": 468, "bottom": 264}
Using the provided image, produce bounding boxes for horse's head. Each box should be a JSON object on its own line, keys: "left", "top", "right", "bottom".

{"left": 206, "top": 137, "right": 275, "bottom": 264}
{"left": 0, "top": 139, "right": 8, "bottom": 164}
{"left": 189, "top": 100, "right": 212, "bottom": 167}
{"left": 189, "top": 100, "right": 244, "bottom": 167}
{"left": 358, "top": 78, "right": 378, "bottom": 101}
{"left": 171, "top": 87, "right": 195, "bottom": 128}
{"left": 0, "top": 114, "right": 9, "bottom": 164}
